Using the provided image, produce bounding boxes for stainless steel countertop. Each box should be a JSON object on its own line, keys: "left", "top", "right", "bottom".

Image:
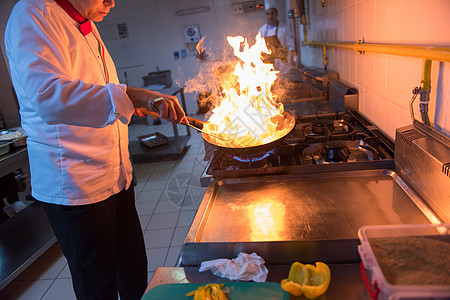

{"left": 146, "top": 265, "right": 371, "bottom": 299}
{"left": 182, "top": 169, "right": 435, "bottom": 265}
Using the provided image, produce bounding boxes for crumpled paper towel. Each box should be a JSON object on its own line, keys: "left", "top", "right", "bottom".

{"left": 199, "top": 252, "right": 268, "bottom": 282}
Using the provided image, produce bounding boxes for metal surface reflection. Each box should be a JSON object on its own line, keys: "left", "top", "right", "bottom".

{"left": 247, "top": 200, "right": 286, "bottom": 241}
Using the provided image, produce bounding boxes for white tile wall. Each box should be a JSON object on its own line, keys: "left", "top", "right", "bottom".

{"left": 302, "top": 0, "right": 450, "bottom": 138}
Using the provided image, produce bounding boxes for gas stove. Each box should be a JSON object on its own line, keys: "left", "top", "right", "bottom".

{"left": 185, "top": 118, "right": 447, "bottom": 268}
{"left": 201, "top": 111, "right": 394, "bottom": 186}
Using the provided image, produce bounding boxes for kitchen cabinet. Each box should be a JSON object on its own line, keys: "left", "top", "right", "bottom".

{"left": 0, "top": 148, "right": 56, "bottom": 291}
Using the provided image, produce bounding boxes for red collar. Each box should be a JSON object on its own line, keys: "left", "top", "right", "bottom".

{"left": 54, "top": 0, "right": 92, "bottom": 36}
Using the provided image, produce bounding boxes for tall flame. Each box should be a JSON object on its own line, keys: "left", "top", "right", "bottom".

{"left": 196, "top": 36, "right": 207, "bottom": 59}
{"left": 203, "top": 34, "right": 293, "bottom": 148}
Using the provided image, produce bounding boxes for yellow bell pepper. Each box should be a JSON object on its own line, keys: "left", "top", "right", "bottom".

{"left": 186, "top": 283, "right": 228, "bottom": 300}
{"left": 280, "top": 262, "right": 331, "bottom": 299}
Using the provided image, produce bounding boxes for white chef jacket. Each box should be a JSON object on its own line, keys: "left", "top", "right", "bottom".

{"left": 258, "top": 22, "right": 295, "bottom": 51}
{"left": 4, "top": 0, "right": 136, "bottom": 205}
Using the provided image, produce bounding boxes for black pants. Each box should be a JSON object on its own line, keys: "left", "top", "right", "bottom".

{"left": 39, "top": 187, "right": 147, "bottom": 300}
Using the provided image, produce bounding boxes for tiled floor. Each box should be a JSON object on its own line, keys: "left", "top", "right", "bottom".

{"left": 0, "top": 116, "right": 209, "bottom": 300}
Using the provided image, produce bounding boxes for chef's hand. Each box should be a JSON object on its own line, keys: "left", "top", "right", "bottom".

{"left": 126, "top": 87, "right": 188, "bottom": 124}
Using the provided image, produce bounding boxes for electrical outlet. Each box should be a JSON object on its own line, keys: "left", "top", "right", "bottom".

{"left": 232, "top": 3, "right": 243, "bottom": 14}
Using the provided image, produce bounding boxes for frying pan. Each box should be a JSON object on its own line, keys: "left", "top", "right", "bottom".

{"left": 144, "top": 111, "right": 296, "bottom": 156}
{"left": 202, "top": 111, "right": 296, "bottom": 156}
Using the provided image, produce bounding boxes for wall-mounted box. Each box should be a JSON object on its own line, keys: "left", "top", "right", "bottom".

{"left": 184, "top": 25, "right": 201, "bottom": 43}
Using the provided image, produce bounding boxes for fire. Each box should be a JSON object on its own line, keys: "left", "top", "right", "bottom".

{"left": 196, "top": 36, "right": 207, "bottom": 60}
{"left": 203, "top": 33, "right": 294, "bottom": 148}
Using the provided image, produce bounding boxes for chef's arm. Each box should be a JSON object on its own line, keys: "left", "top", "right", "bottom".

{"left": 126, "top": 87, "right": 187, "bottom": 124}
{"left": 5, "top": 11, "right": 137, "bottom": 128}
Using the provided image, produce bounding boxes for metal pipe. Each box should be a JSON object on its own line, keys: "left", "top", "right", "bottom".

{"left": 419, "top": 59, "right": 432, "bottom": 126}
{"left": 420, "top": 59, "right": 432, "bottom": 91}
{"left": 304, "top": 41, "right": 443, "bottom": 127}
{"left": 409, "top": 87, "right": 419, "bottom": 122}
{"left": 301, "top": 15, "right": 308, "bottom": 43}
{"left": 323, "top": 46, "right": 328, "bottom": 70}
{"left": 304, "top": 40, "right": 450, "bottom": 62}
{"left": 288, "top": 3, "right": 302, "bottom": 66}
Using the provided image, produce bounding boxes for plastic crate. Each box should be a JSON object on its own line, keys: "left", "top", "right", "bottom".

{"left": 357, "top": 223, "right": 450, "bottom": 300}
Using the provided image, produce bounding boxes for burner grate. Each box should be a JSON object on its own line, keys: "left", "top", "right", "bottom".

{"left": 203, "top": 111, "right": 395, "bottom": 177}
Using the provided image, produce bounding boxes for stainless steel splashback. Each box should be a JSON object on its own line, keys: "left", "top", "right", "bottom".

{"left": 329, "top": 79, "right": 358, "bottom": 112}
{"left": 395, "top": 121, "right": 450, "bottom": 223}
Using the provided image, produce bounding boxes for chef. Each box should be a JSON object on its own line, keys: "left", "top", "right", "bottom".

{"left": 258, "top": 6, "right": 295, "bottom": 65}
{"left": 4, "top": 0, "right": 187, "bottom": 299}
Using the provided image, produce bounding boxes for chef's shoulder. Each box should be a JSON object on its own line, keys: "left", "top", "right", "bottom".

{"left": 8, "top": 0, "right": 66, "bottom": 28}
{"left": 6, "top": 0, "right": 71, "bottom": 48}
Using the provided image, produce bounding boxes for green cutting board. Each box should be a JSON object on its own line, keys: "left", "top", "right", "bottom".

{"left": 142, "top": 282, "right": 290, "bottom": 299}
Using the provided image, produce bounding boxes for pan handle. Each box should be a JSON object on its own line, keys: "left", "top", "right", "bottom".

{"left": 142, "top": 111, "right": 205, "bottom": 130}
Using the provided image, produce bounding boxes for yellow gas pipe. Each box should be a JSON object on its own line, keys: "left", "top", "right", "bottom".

{"left": 301, "top": 15, "right": 307, "bottom": 44}
{"left": 305, "top": 40, "right": 450, "bottom": 126}
{"left": 323, "top": 46, "right": 328, "bottom": 70}
{"left": 304, "top": 40, "right": 450, "bottom": 62}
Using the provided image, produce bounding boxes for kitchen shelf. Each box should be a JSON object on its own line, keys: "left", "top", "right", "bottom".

{"left": 0, "top": 147, "right": 28, "bottom": 178}
{"left": 0, "top": 147, "right": 56, "bottom": 291}
{"left": 0, "top": 202, "right": 56, "bottom": 290}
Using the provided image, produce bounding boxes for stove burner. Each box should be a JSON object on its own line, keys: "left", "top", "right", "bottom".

{"left": 203, "top": 112, "right": 395, "bottom": 178}
{"left": 232, "top": 149, "right": 274, "bottom": 163}
{"left": 296, "top": 118, "right": 355, "bottom": 143}
{"left": 320, "top": 140, "right": 350, "bottom": 162}
{"left": 301, "top": 140, "right": 381, "bottom": 165}
{"left": 207, "top": 149, "right": 275, "bottom": 172}
{"left": 311, "top": 119, "right": 335, "bottom": 134}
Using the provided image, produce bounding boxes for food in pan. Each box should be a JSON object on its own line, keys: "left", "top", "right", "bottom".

{"left": 280, "top": 261, "right": 331, "bottom": 299}
{"left": 201, "top": 35, "right": 293, "bottom": 149}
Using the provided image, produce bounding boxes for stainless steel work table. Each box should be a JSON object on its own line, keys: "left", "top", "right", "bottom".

{"left": 0, "top": 146, "right": 28, "bottom": 178}
{"left": 146, "top": 265, "right": 371, "bottom": 299}
{"left": 0, "top": 146, "right": 56, "bottom": 290}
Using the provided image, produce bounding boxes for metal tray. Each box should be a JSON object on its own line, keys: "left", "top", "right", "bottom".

{"left": 181, "top": 169, "right": 438, "bottom": 265}
{"left": 0, "top": 140, "right": 13, "bottom": 156}
{"left": 138, "top": 132, "right": 169, "bottom": 149}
